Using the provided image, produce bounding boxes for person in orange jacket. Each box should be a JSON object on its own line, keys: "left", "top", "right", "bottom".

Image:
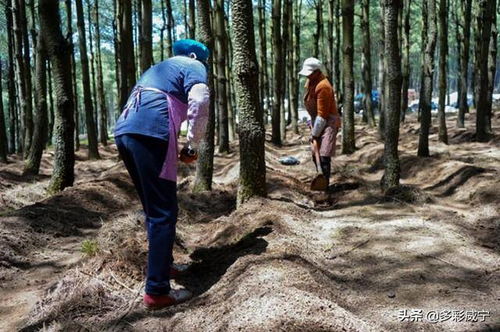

{"left": 299, "top": 57, "right": 341, "bottom": 186}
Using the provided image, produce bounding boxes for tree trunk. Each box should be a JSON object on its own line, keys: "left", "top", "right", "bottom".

{"left": 281, "top": 0, "right": 290, "bottom": 139}
{"left": 293, "top": 0, "right": 303, "bottom": 134}
{"left": 258, "top": 0, "right": 268, "bottom": 123}
{"left": 361, "top": 0, "right": 375, "bottom": 127}
{"left": 47, "top": 60, "right": 54, "bottom": 146}
{"left": 11, "top": 0, "right": 28, "bottom": 154}
{"left": 214, "top": 0, "right": 230, "bottom": 153}
{"left": 64, "top": 0, "right": 79, "bottom": 151}
{"left": 0, "top": 61, "right": 7, "bottom": 163}
{"left": 486, "top": 2, "right": 497, "bottom": 133}
{"left": 24, "top": 33, "right": 48, "bottom": 175}
{"left": 117, "top": 0, "right": 136, "bottom": 110}
{"left": 438, "top": 0, "right": 448, "bottom": 144}
{"left": 188, "top": 0, "right": 195, "bottom": 39}
{"left": 40, "top": 0, "right": 75, "bottom": 194}
{"left": 231, "top": 0, "right": 267, "bottom": 205}
{"left": 378, "top": 2, "right": 386, "bottom": 139}
{"left": 342, "top": 0, "right": 356, "bottom": 154}
{"left": 400, "top": 0, "right": 411, "bottom": 123}
{"left": 271, "top": 0, "right": 282, "bottom": 146}
{"left": 139, "top": 0, "right": 153, "bottom": 73}
{"left": 314, "top": 0, "right": 323, "bottom": 58}
{"left": 418, "top": 0, "right": 437, "bottom": 157}
{"left": 476, "top": 0, "right": 496, "bottom": 142}
{"left": 334, "top": 0, "right": 342, "bottom": 103}
{"left": 87, "top": 0, "right": 98, "bottom": 132}
{"left": 166, "top": 0, "right": 174, "bottom": 58}
{"left": 457, "top": 0, "right": 472, "bottom": 128}
{"left": 76, "top": 0, "right": 100, "bottom": 159}
{"left": 94, "top": 0, "right": 108, "bottom": 146}
{"left": 20, "top": 0, "right": 33, "bottom": 157}
{"left": 193, "top": 0, "right": 215, "bottom": 192}
{"left": 6, "top": 3, "right": 17, "bottom": 154}
{"left": 382, "top": 0, "right": 402, "bottom": 191}
{"left": 160, "top": 0, "right": 166, "bottom": 61}
{"left": 288, "top": 0, "right": 299, "bottom": 134}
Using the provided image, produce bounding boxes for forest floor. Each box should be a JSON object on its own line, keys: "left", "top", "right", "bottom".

{"left": 0, "top": 112, "right": 499, "bottom": 332}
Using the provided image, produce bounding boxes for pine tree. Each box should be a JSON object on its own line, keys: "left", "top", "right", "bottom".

{"left": 40, "top": 0, "right": 75, "bottom": 194}
{"left": 342, "top": 0, "right": 356, "bottom": 154}
{"left": 231, "top": 0, "right": 267, "bottom": 204}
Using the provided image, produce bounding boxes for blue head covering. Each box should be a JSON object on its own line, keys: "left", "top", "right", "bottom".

{"left": 173, "top": 39, "right": 210, "bottom": 62}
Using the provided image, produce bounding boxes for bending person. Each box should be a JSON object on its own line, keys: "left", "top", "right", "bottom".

{"left": 114, "top": 39, "right": 210, "bottom": 309}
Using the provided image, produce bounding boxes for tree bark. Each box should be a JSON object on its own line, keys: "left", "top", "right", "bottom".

{"left": 214, "top": 0, "right": 230, "bottom": 153}
{"left": 47, "top": 60, "right": 54, "bottom": 146}
{"left": 417, "top": 0, "right": 437, "bottom": 157}
{"left": 438, "top": 0, "right": 448, "bottom": 144}
{"left": 486, "top": 2, "right": 497, "bottom": 133}
{"left": 0, "top": 61, "right": 7, "bottom": 163}
{"left": 188, "top": 0, "right": 195, "bottom": 39}
{"left": 382, "top": 0, "right": 402, "bottom": 191}
{"left": 271, "top": 0, "right": 283, "bottom": 145}
{"left": 76, "top": 0, "right": 100, "bottom": 159}
{"left": 6, "top": 2, "right": 17, "bottom": 154}
{"left": 334, "top": 0, "right": 342, "bottom": 103}
{"left": 117, "top": 0, "right": 136, "bottom": 110}
{"left": 231, "top": 0, "right": 267, "bottom": 205}
{"left": 342, "top": 0, "right": 356, "bottom": 154}
{"left": 314, "top": 0, "right": 323, "bottom": 59}
{"left": 457, "top": 0, "right": 472, "bottom": 128}
{"left": 94, "top": 0, "right": 108, "bottom": 146}
{"left": 258, "top": 0, "right": 268, "bottom": 123}
{"left": 87, "top": 0, "right": 98, "bottom": 131}
{"left": 139, "top": 0, "right": 153, "bottom": 73}
{"left": 20, "top": 0, "right": 33, "bottom": 157}
{"left": 476, "top": 0, "right": 496, "bottom": 142}
{"left": 40, "top": 0, "right": 75, "bottom": 194}
{"left": 400, "top": 0, "right": 411, "bottom": 123}
{"left": 193, "top": 0, "right": 215, "bottom": 192}
{"left": 378, "top": 2, "right": 386, "bottom": 139}
{"left": 361, "top": 0, "right": 375, "bottom": 127}
{"left": 293, "top": 0, "right": 303, "bottom": 134}
{"left": 281, "top": 0, "right": 290, "bottom": 138}
{"left": 165, "top": 0, "right": 174, "bottom": 58}
{"left": 24, "top": 33, "right": 48, "bottom": 175}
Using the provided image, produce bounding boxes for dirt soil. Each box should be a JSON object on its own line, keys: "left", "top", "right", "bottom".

{"left": 0, "top": 113, "right": 499, "bottom": 332}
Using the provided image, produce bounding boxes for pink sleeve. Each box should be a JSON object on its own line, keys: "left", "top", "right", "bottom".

{"left": 187, "top": 83, "right": 210, "bottom": 146}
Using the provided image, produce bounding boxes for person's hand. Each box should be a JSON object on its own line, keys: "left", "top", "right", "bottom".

{"left": 179, "top": 147, "right": 198, "bottom": 163}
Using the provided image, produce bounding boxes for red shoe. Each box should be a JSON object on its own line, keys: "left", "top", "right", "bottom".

{"left": 143, "top": 289, "right": 193, "bottom": 309}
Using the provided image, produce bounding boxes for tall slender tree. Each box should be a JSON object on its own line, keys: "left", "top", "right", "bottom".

{"left": 417, "top": 0, "right": 437, "bottom": 157}
{"left": 87, "top": 0, "right": 98, "bottom": 129}
{"left": 342, "top": 0, "right": 356, "bottom": 154}
{"left": 94, "top": 0, "right": 108, "bottom": 145}
{"left": 188, "top": 0, "right": 195, "bottom": 39}
{"left": 76, "top": 0, "right": 100, "bottom": 159}
{"left": 400, "top": 0, "right": 411, "bottom": 123}
{"left": 193, "top": 0, "right": 215, "bottom": 192}
{"left": 486, "top": 2, "right": 498, "bottom": 133}
{"left": 117, "top": 0, "right": 136, "bottom": 109}
{"left": 20, "top": 0, "right": 33, "bottom": 157}
{"left": 214, "top": 0, "right": 230, "bottom": 153}
{"left": 165, "top": 0, "right": 174, "bottom": 58}
{"left": 281, "top": 0, "right": 290, "bottom": 139}
{"left": 457, "top": 0, "right": 472, "bottom": 128}
{"left": 231, "top": 0, "right": 267, "bottom": 205}
{"left": 65, "top": 0, "right": 79, "bottom": 151}
{"left": 334, "top": 0, "right": 342, "bottom": 102}
{"left": 437, "top": 0, "right": 448, "bottom": 144}
{"left": 257, "top": 0, "right": 268, "bottom": 122}
{"left": 382, "top": 0, "right": 402, "bottom": 191}
{"left": 139, "top": 0, "right": 153, "bottom": 73}
{"left": 40, "top": 0, "right": 75, "bottom": 194}
{"left": 476, "top": 0, "right": 497, "bottom": 141}
{"left": 292, "top": 0, "right": 303, "bottom": 134}
{"left": 6, "top": 3, "right": 18, "bottom": 154}
{"left": 271, "top": 0, "right": 283, "bottom": 145}
{"left": 0, "top": 61, "right": 7, "bottom": 163}
{"left": 24, "top": 33, "right": 48, "bottom": 175}
{"left": 361, "top": 0, "right": 375, "bottom": 127}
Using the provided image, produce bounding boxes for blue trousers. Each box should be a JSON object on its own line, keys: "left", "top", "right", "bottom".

{"left": 115, "top": 134, "right": 177, "bottom": 295}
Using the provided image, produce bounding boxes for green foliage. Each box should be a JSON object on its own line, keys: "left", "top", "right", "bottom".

{"left": 81, "top": 239, "right": 99, "bottom": 257}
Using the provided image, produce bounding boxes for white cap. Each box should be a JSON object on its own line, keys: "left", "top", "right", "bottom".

{"left": 298, "top": 57, "right": 322, "bottom": 77}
